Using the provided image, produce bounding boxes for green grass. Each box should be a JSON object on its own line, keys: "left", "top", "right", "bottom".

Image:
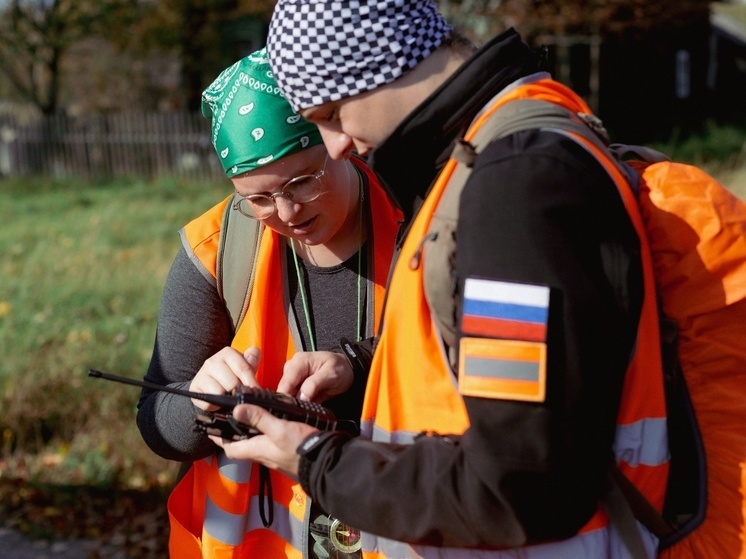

{"left": 0, "top": 176, "right": 229, "bottom": 488}
{"left": 649, "top": 120, "right": 746, "bottom": 199}
{"left": 659, "top": 124, "right": 746, "bottom": 201}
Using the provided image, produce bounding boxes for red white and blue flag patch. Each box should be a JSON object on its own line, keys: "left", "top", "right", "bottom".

{"left": 461, "top": 278, "right": 550, "bottom": 342}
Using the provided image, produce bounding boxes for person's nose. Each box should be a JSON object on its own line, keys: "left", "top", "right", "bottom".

{"left": 319, "top": 128, "right": 355, "bottom": 160}
{"left": 274, "top": 195, "right": 302, "bottom": 222}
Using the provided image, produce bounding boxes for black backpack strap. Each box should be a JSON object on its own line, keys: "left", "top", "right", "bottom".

{"left": 608, "top": 461, "right": 676, "bottom": 541}
{"left": 602, "top": 466, "right": 658, "bottom": 559}
{"left": 216, "top": 193, "right": 264, "bottom": 333}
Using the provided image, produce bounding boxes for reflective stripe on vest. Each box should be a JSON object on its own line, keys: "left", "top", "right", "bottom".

{"left": 358, "top": 77, "right": 668, "bottom": 558}
{"left": 168, "top": 159, "right": 402, "bottom": 559}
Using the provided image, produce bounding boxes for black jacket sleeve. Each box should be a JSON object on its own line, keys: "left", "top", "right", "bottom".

{"left": 301, "top": 130, "right": 644, "bottom": 547}
{"left": 136, "top": 246, "right": 233, "bottom": 462}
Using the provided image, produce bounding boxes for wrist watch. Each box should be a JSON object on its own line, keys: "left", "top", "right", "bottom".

{"left": 296, "top": 431, "right": 338, "bottom": 492}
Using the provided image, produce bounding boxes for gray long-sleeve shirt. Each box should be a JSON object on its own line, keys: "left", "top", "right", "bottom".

{"left": 136, "top": 242, "right": 369, "bottom": 462}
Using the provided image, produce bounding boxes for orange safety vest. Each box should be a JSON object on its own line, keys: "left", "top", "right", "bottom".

{"left": 357, "top": 78, "right": 669, "bottom": 558}
{"left": 168, "top": 159, "right": 402, "bottom": 559}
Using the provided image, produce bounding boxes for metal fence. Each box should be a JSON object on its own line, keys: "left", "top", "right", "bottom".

{"left": 0, "top": 112, "right": 225, "bottom": 181}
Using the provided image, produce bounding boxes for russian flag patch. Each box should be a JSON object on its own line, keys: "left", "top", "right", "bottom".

{"left": 461, "top": 278, "right": 549, "bottom": 342}
{"left": 458, "top": 337, "right": 547, "bottom": 402}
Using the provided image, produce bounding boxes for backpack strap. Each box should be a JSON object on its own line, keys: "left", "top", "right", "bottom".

{"left": 426, "top": 97, "right": 671, "bottom": 353}
{"left": 425, "top": 97, "right": 633, "bottom": 355}
{"left": 216, "top": 193, "right": 264, "bottom": 333}
{"left": 461, "top": 98, "right": 673, "bottom": 185}
{"left": 172, "top": 199, "right": 263, "bottom": 487}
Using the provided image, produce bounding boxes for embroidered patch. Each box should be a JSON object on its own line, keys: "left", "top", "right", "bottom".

{"left": 461, "top": 278, "right": 549, "bottom": 342}
{"left": 458, "top": 337, "right": 547, "bottom": 402}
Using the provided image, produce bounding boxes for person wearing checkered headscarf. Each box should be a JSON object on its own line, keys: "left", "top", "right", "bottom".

{"left": 216, "top": 3, "right": 663, "bottom": 558}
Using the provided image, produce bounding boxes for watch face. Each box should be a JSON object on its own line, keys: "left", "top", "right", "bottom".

{"left": 329, "top": 518, "right": 362, "bottom": 553}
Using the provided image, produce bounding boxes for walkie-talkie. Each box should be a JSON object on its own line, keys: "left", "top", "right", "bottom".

{"left": 88, "top": 369, "right": 337, "bottom": 440}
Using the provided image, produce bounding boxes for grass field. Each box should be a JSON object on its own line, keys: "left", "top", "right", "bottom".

{"left": 1, "top": 130, "right": 745, "bottom": 491}
{"left": 0, "top": 176, "right": 229, "bottom": 488}
{"left": 649, "top": 119, "right": 746, "bottom": 199}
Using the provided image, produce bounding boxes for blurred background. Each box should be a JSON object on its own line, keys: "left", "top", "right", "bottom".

{"left": 1, "top": 0, "right": 745, "bottom": 557}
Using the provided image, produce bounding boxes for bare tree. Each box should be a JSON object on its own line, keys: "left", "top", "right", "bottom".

{"left": 137, "top": 0, "right": 275, "bottom": 112}
{"left": 0, "top": 0, "right": 139, "bottom": 114}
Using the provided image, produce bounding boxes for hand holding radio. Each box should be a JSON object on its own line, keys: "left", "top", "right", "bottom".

{"left": 88, "top": 369, "right": 337, "bottom": 441}
{"left": 188, "top": 346, "right": 262, "bottom": 412}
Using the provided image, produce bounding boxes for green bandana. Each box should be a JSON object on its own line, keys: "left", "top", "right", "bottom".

{"left": 201, "top": 47, "right": 323, "bottom": 177}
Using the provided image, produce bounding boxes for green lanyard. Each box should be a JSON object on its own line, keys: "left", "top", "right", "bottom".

{"left": 290, "top": 174, "right": 365, "bottom": 350}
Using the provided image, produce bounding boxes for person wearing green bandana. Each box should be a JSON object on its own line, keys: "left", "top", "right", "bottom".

{"left": 136, "top": 47, "right": 402, "bottom": 559}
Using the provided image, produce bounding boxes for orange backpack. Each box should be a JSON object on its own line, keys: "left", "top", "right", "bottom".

{"left": 635, "top": 157, "right": 746, "bottom": 559}
{"left": 426, "top": 98, "right": 746, "bottom": 558}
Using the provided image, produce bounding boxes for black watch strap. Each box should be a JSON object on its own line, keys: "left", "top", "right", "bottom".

{"left": 338, "top": 336, "right": 374, "bottom": 377}
{"left": 297, "top": 431, "right": 339, "bottom": 493}
{"left": 297, "top": 431, "right": 338, "bottom": 458}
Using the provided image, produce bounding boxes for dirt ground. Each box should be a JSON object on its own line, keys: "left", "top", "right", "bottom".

{"left": 0, "top": 527, "right": 106, "bottom": 559}
{"left": 0, "top": 478, "right": 169, "bottom": 558}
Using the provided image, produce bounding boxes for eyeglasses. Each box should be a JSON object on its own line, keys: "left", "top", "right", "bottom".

{"left": 233, "top": 155, "right": 329, "bottom": 219}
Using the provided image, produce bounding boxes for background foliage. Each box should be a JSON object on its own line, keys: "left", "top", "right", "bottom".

{"left": 0, "top": 0, "right": 274, "bottom": 114}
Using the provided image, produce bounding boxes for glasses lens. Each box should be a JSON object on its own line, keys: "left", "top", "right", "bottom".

{"left": 284, "top": 175, "right": 322, "bottom": 203}
{"left": 236, "top": 197, "right": 273, "bottom": 219}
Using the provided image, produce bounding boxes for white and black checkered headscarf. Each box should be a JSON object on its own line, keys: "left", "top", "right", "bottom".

{"left": 268, "top": 0, "right": 451, "bottom": 112}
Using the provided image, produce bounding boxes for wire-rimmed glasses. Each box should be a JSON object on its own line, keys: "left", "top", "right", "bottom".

{"left": 233, "top": 155, "right": 329, "bottom": 219}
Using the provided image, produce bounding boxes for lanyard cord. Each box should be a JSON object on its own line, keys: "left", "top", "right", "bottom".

{"left": 355, "top": 175, "right": 365, "bottom": 342}
{"left": 290, "top": 170, "right": 365, "bottom": 351}
{"left": 290, "top": 239, "right": 316, "bottom": 350}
